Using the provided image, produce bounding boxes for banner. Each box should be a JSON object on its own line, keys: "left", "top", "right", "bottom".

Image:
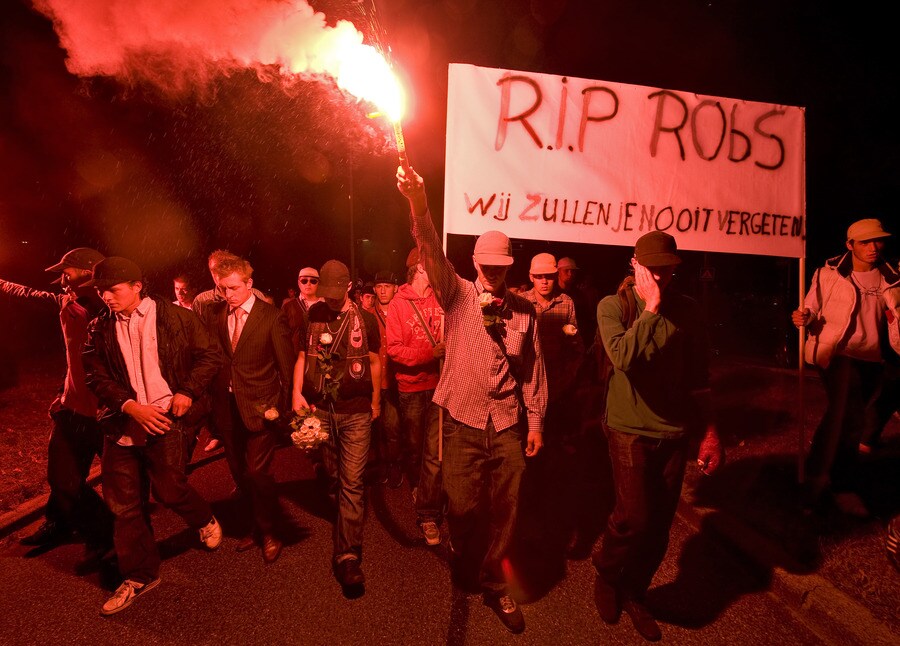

{"left": 444, "top": 64, "right": 806, "bottom": 258}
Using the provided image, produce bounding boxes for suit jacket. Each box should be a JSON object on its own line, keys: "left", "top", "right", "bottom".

{"left": 207, "top": 297, "right": 295, "bottom": 433}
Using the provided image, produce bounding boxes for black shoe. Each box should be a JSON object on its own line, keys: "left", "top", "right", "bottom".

{"left": 593, "top": 575, "right": 620, "bottom": 624}
{"left": 75, "top": 543, "right": 114, "bottom": 577}
{"left": 334, "top": 557, "right": 366, "bottom": 597}
{"left": 484, "top": 593, "right": 525, "bottom": 634}
{"left": 622, "top": 599, "right": 661, "bottom": 641}
{"left": 386, "top": 464, "right": 403, "bottom": 489}
{"left": 20, "top": 521, "right": 72, "bottom": 547}
{"left": 566, "top": 534, "right": 595, "bottom": 561}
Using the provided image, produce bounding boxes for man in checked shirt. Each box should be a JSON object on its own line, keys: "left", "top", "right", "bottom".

{"left": 397, "top": 165, "right": 547, "bottom": 635}
{"left": 518, "top": 253, "right": 586, "bottom": 562}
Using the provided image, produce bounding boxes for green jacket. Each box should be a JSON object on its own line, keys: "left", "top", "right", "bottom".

{"left": 597, "top": 286, "right": 709, "bottom": 439}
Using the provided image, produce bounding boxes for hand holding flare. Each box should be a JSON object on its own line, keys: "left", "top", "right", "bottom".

{"left": 396, "top": 163, "right": 426, "bottom": 215}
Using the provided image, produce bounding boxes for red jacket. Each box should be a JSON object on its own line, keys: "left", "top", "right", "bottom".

{"left": 364, "top": 302, "right": 393, "bottom": 390}
{"left": 385, "top": 284, "right": 444, "bottom": 393}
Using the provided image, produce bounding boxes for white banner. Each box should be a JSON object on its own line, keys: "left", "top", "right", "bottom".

{"left": 444, "top": 64, "right": 806, "bottom": 258}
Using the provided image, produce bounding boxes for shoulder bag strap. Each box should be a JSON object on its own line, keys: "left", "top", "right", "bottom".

{"left": 409, "top": 300, "right": 438, "bottom": 347}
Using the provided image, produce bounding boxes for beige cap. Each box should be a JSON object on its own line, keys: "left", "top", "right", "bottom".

{"left": 847, "top": 219, "right": 891, "bottom": 242}
{"left": 529, "top": 253, "right": 557, "bottom": 275}
{"left": 473, "top": 230, "right": 514, "bottom": 266}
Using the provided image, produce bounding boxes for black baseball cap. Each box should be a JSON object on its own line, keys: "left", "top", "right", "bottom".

{"left": 84, "top": 257, "right": 143, "bottom": 290}
{"left": 318, "top": 260, "right": 351, "bottom": 299}
{"left": 45, "top": 248, "right": 104, "bottom": 284}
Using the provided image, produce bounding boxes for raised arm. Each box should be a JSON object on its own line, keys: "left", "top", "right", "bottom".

{"left": 0, "top": 278, "right": 64, "bottom": 308}
{"left": 396, "top": 165, "right": 460, "bottom": 307}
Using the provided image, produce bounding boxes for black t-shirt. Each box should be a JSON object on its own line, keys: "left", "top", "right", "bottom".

{"left": 306, "top": 302, "right": 380, "bottom": 413}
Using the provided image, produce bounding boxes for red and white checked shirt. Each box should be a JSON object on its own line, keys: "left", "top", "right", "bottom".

{"left": 520, "top": 288, "right": 584, "bottom": 402}
{"left": 410, "top": 209, "right": 548, "bottom": 435}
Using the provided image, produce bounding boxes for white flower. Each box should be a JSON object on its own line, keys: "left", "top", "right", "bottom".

{"left": 264, "top": 407, "right": 279, "bottom": 421}
{"left": 562, "top": 324, "right": 578, "bottom": 336}
{"left": 478, "top": 292, "right": 493, "bottom": 309}
{"left": 301, "top": 416, "right": 322, "bottom": 432}
{"left": 319, "top": 332, "right": 334, "bottom": 345}
{"left": 290, "top": 411, "right": 329, "bottom": 450}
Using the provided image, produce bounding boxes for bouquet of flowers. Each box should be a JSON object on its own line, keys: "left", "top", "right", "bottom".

{"left": 289, "top": 406, "right": 330, "bottom": 450}
{"left": 479, "top": 292, "right": 507, "bottom": 331}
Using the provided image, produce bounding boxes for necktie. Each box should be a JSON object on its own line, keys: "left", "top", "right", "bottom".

{"left": 231, "top": 307, "right": 246, "bottom": 351}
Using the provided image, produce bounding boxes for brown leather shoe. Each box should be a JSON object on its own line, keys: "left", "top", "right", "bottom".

{"left": 483, "top": 593, "right": 525, "bottom": 634}
{"left": 593, "top": 574, "right": 620, "bottom": 624}
{"left": 235, "top": 535, "right": 256, "bottom": 553}
{"left": 622, "top": 599, "right": 661, "bottom": 641}
{"left": 262, "top": 535, "right": 283, "bottom": 564}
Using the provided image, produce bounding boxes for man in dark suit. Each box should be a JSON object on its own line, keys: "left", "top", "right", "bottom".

{"left": 206, "top": 256, "right": 295, "bottom": 563}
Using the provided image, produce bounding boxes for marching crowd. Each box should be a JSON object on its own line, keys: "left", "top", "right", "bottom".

{"left": 1, "top": 165, "right": 898, "bottom": 640}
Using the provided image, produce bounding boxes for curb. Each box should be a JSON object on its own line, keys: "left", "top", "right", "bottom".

{"left": 0, "top": 452, "right": 224, "bottom": 540}
{"left": 676, "top": 501, "right": 898, "bottom": 646}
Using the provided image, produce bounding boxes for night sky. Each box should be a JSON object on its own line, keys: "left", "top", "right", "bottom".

{"left": 1, "top": 0, "right": 896, "bottom": 362}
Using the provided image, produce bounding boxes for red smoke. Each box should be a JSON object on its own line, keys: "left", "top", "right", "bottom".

{"left": 31, "top": 0, "right": 376, "bottom": 97}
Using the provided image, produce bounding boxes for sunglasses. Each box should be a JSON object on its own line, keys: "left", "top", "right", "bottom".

{"left": 299, "top": 278, "right": 319, "bottom": 285}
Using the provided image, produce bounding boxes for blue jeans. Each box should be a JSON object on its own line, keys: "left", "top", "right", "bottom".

{"left": 593, "top": 429, "right": 687, "bottom": 599}
{"left": 398, "top": 390, "right": 443, "bottom": 524}
{"left": 442, "top": 414, "right": 525, "bottom": 595}
{"left": 102, "top": 422, "right": 213, "bottom": 583}
{"left": 318, "top": 409, "right": 372, "bottom": 561}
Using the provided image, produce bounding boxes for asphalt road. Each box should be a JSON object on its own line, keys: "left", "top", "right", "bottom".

{"left": 0, "top": 445, "right": 824, "bottom": 646}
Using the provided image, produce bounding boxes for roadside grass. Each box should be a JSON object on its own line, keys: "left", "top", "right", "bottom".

{"left": 0, "top": 355, "right": 64, "bottom": 514}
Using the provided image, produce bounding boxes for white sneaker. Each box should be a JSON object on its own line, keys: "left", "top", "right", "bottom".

{"left": 421, "top": 521, "right": 441, "bottom": 546}
{"left": 100, "top": 578, "right": 160, "bottom": 616}
{"left": 199, "top": 516, "right": 222, "bottom": 549}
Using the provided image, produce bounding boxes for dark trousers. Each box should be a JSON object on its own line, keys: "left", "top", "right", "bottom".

{"left": 806, "top": 355, "right": 881, "bottom": 493}
{"left": 862, "top": 364, "right": 899, "bottom": 448}
{"left": 220, "top": 397, "right": 280, "bottom": 537}
{"left": 374, "top": 387, "right": 401, "bottom": 469}
{"left": 318, "top": 409, "right": 372, "bottom": 560}
{"left": 593, "top": 429, "right": 687, "bottom": 599}
{"left": 102, "top": 424, "right": 212, "bottom": 583}
{"left": 398, "top": 389, "right": 443, "bottom": 524}
{"left": 442, "top": 415, "right": 525, "bottom": 595}
{"left": 517, "top": 400, "right": 611, "bottom": 560}
{"left": 46, "top": 408, "right": 112, "bottom": 547}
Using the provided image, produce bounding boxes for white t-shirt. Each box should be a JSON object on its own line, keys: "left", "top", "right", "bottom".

{"left": 841, "top": 268, "right": 885, "bottom": 362}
